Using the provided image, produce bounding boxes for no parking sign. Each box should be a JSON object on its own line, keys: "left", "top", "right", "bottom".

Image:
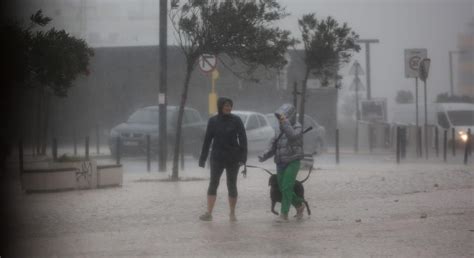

{"left": 404, "top": 48, "right": 427, "bottom": 78}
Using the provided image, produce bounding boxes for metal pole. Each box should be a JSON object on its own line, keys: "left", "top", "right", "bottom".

{"left": 354, "top": 73, "right": 360, "bottom": 153}
{"left": 116, "top": 137, "right": 121, "bottom": 165}
{"left": 452, "top": 128, "right": 456, "bottom": 156}
{"left": 356, "top": 39, "right": 379, "bottom": 100}
{"left": 147, "top": 135, "right": 151, "bottom": 172}
{"left": 85, "top": 136, "right": 89, "bottom": 160}
{"left": 449, "top": 51, "right": 454, "bottom": 96}
{"left": 435, "top": 127, "right": 439, "bottom": 157}
{"left": 443, "top": 130, "right": 447, "bottom": 162}
{"left": 401, "top": 127, "right": 406, "bottom": 159}
{"left": 336, "top": 129, "right": 340, "bottom": 164}
{"left": 396, "top": 127, "right": 400, "bottom": 164}
{"left": 418, "top": 127, "right": 422, "bottom": 157}
{"left": 464, "top": 129, "right": 471, "bottom": 165}
{"left": 415, "top": 78, "right": 420, "bottom": 157}
{"left": 73, "top": 129, "right": 77, "bottom": 156}
{"left": 368, "top": 124, "right": 373, "bottom": 153}
{"left": 424, "top": 80, "right": 428, "bottom": 159}
{"left": 365, "top": 42, "right": 371, "bottom": 100}
{"left": 52, "top": 138, "right": 57, "bottom": 161}
{"left": 158, "top": 0, "right": 168, "bottom": 172}
{"left": 96, "top": 123, "right": 100, "bottom": 155}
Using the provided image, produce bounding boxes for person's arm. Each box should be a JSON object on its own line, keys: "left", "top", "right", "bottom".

{"left": 279, "top": 116, "right": 302, "bottom": 141}
{"left": 199, "top": 118, "right": 214, "bottom": 167}
{"left": 259, "top": 135, "right": 276, "bottom": 162}
{"left": 237, "top": 117, "right": 248, "bottom": 164}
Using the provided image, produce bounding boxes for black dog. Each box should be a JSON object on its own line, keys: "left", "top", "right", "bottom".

{"left": 268, "top": 168, "right": 312, "bottom": 216}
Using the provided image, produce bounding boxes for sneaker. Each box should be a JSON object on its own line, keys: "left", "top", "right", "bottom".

{"left": 199, "top": 212, "right": 212, "bottom": 221}
{"left": 296, "top": 204, "right": 305, "bottom": 220}
{"left": 229, "top": 214, "right": 237, "bottom": 222}
{"left": 275, "top": 214, "right": 289, "bottom": 223}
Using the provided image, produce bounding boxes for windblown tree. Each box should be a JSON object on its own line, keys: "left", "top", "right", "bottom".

{"left": 298, "top": 14, "right": 360, "bottom": 126}
{"left": 169, "top": 0, "right": 294, "bottom": 180}
{"left": 2, "top": 10, "right": 93, "bottom": 154}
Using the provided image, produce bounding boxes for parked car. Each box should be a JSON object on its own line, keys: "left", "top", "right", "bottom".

{"left": 108, "top": 106, "right": 206, "bottom": 158}
{"left": 265, "top": 113, "right": 326, "bottom": 155}
{"left": 231, "top": 111, "right": 276, "bottom": 153}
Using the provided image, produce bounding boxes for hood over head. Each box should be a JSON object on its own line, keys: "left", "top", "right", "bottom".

{"left": 274, "top": 103, "right": 297, "bottom": 125}
{"left": 217, "top": 97, "right": 233, "bottom": 115}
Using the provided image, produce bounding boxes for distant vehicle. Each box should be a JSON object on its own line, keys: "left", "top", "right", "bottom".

{"left": 108, "top": 106, "right": 206, "bottom": 158}
{"left": 231, "top": 111, "right": 276, "bottom": 153}
{"left": 265, "top": 113, "right": 326, "bottom": 155}
{"left": 391, "top": 102, "right": 474, "bottom": 146}
{"left": 436, "top": 102, "right": 474, "bottom": 146}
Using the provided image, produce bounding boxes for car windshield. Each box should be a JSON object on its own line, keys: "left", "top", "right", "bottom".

{"left": 127, "top": 109, "right": 158, "bottom": 124}
{"left": 266, "top": 115, "right": 278, "bottom": 129}
{"left": 447, "top": 110, "right": 474, "bottom": 126}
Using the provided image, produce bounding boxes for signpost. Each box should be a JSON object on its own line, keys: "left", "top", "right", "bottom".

{"left": 199, "top": 54, "right": 218, "bottom": 114}
{"left": 199, "top": 54, "right": 217, "bottom": 73}
{"left": 419, "top": 58, "right": 431, "bottom": 159}
{"left": 349, "top": 60, "right": 365, "bottom": 153}
{"left": 405, "top": 48, "right": 427, "bottom": 157}
{"left": 360, "top": 99, "right": 387, "bottom": 122}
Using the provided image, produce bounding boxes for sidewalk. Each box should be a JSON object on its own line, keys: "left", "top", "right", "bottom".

{"left": 2, "top": 154, "right": 473, "bottom": 257}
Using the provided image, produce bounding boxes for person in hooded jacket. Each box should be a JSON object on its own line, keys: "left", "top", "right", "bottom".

{"left": 198, "top": 97, "right": 247, "bottom": 222}
{"left": 259, "top": 103, "right": 306, "bottom": 222}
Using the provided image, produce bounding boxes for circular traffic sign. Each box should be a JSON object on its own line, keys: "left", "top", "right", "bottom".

{"left": 409, "top": 56, "right": 421, "bottom": 70}
{"left": 199, "top": 54, "right": 217, "bottom": 73}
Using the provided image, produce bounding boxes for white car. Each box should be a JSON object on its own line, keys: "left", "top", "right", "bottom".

{"left": 232, "top": 111, "right": 276, "bottom": 153}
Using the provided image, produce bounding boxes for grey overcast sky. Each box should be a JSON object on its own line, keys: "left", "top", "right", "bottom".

{"left": 12, "top": 0, "right": 474, "bottom": 111}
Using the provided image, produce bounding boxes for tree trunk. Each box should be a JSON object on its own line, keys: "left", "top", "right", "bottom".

{"left": 171, "top": 61, "right": 195, "bottom": 180}
{"left": 299, "top": 68, "right": 310, "bottom": 127}
{"left": 40, "top": 92, "right": 51, "bottom": 155}
{"left": 35, "top": 88, "right": 43, "bottom": 155}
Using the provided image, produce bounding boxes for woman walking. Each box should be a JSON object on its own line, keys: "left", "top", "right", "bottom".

{"left": 198, "top": 97, "right": 247, "bottom": 222}
{"left": 259, "top": 103, "right": 305, "bottom": 222}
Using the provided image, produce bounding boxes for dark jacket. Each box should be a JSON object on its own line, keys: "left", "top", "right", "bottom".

{"left": 260, "top": 103, "right": 303, "bottom": 164}
{"left": 199, "top": 97, "right": 247, "bottom": 166}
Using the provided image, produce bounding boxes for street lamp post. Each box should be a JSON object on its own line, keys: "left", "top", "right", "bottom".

{"left": 158, "top": 0, "right": 168, "bottom": 172}
{"left": 356, "top": 39, "right": 379, "bottom": 100}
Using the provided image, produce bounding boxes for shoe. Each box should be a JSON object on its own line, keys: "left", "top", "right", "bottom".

{"left": 229, "top": 214, "right": 237, "bottom": 222}
{"left": 275, "top": 214, "right": 289, "bottom": 223}
{"left": 199, "top": 212, "right": 212, "bottom": 221}
{"left": 296, "top": 204, "right": 305, "bottom": 220}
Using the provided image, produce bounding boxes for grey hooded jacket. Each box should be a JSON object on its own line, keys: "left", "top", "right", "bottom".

{"left": 260, "top": 103, "right": 303, "bottom": 165}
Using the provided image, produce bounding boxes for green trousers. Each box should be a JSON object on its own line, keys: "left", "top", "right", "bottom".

{"left": 277, "top": 160, "right": 304, "bottom": 215}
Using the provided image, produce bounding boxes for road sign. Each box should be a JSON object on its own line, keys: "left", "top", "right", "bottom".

{"left": 404, "top": 48, "right": 427, "bottom": 78}
{"left": 349, "top": 77, "right": 365, "bottom": 91}
{"left": 349, "top": 60, "right": 364, "bottom": 76}
{"left": 418, "top": 58, "right": 431, "bottom": 82}
{"left": 199, "top": 54, "right": 217, "bottom": 73}
{"left": 361, "top": 98, "right": 387, "bottom": 122}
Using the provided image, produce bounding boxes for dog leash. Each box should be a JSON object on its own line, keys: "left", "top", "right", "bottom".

{"left": 242, "top": 162, "right": 319, "bottom": 178}
{"left": 241, "top": 126, "right": 315, "bottom": 178}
